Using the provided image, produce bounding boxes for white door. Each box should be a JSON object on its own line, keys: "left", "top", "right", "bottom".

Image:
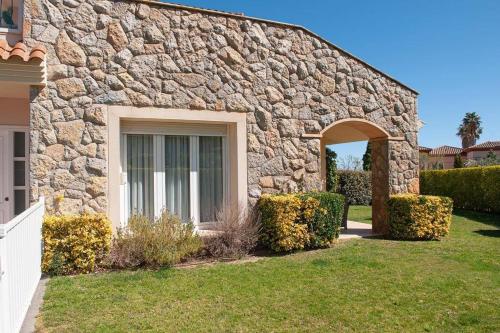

{"left": 0, "top": 128, "right": 29, "bottom": 223}
{"left": 0, "top": 129, "right": 9, "bottom": 223}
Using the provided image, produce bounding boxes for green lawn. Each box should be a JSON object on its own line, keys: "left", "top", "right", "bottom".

{"left": 348, "top": 205, "right": 373, "bottom": 224}
{"left": 38, "top": 210, "right": 500, "bottom": 333}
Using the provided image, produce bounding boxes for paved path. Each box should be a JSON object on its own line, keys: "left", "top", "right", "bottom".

{"left": 339, "top": 220, "right": 377, "bottom": 240}
{"left": 20, "top": 277, "right": 48, "bottom": 333}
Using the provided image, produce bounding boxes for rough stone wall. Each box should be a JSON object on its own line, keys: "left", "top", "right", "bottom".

{"left": 24, "top": 0, "right": 418, "bottom": 213}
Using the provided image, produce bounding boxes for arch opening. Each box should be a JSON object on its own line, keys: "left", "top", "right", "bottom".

{"left": 320, "top": 118, "right": 391, "bottom": 145}
{"left": 318, "top": 118, "right": 391, "bottom": 235}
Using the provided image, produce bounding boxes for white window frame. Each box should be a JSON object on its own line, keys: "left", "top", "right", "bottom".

{"left": 120, "top": 123, "right": 229, "bottom": 229}
{"left": 0, "top": 0, "right": 23, "bottom": 33}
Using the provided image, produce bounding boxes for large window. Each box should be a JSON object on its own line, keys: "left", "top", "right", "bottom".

{"left": 0, "top": 0, "right": 21, "bottom": 31}
{"left": 121, "top": 123, "right": 228, "bottom": 227}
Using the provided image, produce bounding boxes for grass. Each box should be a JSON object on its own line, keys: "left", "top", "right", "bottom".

{"left": 38, "top": 210, "right": 500, "bottom": 333}
{"left": 348, "top": 205, "right": 372, "bottom": 224}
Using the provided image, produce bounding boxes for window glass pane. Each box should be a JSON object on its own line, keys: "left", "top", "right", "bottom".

{"left": 127, "top": 135, "right": 154, "bottom": 218}
{"left": 14, "top": 132, "right": 25, "bottom": 157}
{"left": 14, "top": 190, "right": 25, "bottom": 215}
{"left": 164, "top": 136, "right": 190, "bottom": 222}
{"left": 0, "top": 0, "right": 20, "bottom": 29}
{"left": 14, "top": 161, "right": 25, "bottom": 186}
{"left": 199, "top": 136, "right": 223, "bottom": 223}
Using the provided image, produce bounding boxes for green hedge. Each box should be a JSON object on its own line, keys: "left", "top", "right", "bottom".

{"left": 298, "top": 192, "right": 345, "bottom": 247}
{"left": 337, "top": 170, "right": 371, "bottom": 205}
{"left": 258, "top": 192, "right": 344, "bottom": 252}
{"left": 420, "top": 166, "right": 500, "bottom": 213}
{"left": 388, "top": 194, "right": 453, "bottom": 240}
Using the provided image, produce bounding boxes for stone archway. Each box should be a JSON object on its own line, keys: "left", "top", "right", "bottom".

{"left": 312, "top": 118, "right": 408, "bottom": 234}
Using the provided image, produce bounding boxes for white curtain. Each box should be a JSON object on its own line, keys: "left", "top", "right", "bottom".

{"left": 199, "top": 136, "right": 223, "bottom": 222}
{"left": 127, "top": 135, "right": 154, "bottom": 218}
{"left": 165, "top": 136, "right": 190, "bottom": 221}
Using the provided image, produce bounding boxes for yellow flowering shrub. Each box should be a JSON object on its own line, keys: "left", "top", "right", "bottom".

{"left": 259, "top": 192, "right": 345, "bottom": 252}
{"left": 388, "top": 194, "right": 453, "bottom": 240}
{"left": 42, "top": 214, "right": 112, "bottom": 275}
{"left": 258, "top": 194, "right": 310, "bottom": 252}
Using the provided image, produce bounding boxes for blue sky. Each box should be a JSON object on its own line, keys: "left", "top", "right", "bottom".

{"left": 165, "top": 0, "right": 500, "bottom": 159}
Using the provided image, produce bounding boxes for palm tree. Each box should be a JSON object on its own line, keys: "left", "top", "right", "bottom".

{"left": 457, "top": 112, "right": 482, "bottom": 148}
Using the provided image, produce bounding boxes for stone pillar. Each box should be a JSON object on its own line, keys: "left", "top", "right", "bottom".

{"left": 371, "top": 139, "right": 390, "bottom": 234}
{"left": 388, "top": 139, "right": 420, "bottom": 195}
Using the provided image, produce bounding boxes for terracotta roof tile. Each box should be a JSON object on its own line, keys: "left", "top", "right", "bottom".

{"left": 429, "top": 145, "right": 463, "bottom": 156}
{"left": 463, "top": 141, "right": 500, "bottom": 152}
{"left": 419, "top": 146, "right": 432, "bottom": 152}
{"left": 0, "top": 40, "right": 46, "bottom": 63}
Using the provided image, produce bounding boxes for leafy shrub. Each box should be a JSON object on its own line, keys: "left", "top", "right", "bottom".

{"left": 420, "top": 166, "right": 500, "bottom": 213}
{"left": 42, "top": 214, "right": 112, "bottom": 275}
{"left": 203, "top": 205, "right": 260, "bottom": 259}
{"left": 107, "top": 211, "right": 202, "bottom": 268}
{"left": 388, "top": 194, "right": 453, "bottom": 240}
{"left": 258, "top": 194, "right": 310, "bottom": 252}
{"left": 337, "top": 170, "right": 372, "bottom": 205}
{"left": 297, "top": 192, "right": 345, "bottom": 247}
{"left": 258, "top": 192, "right": 344, "bottom": 252}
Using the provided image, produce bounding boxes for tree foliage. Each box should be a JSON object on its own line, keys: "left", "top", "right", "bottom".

{"left": 453, "top": 154, "right": 464, "bottom": 168}
{"left": 457, "top": 112, "right": 482, "bottom": 148}
{"left": 325, "top": 147, "right": 338, "bottom": 192}
{"left": 479, "top": 150, "right": 499, "bottom": 166}
{"left": 362, "top": 142, "right": 372, "bottom": 171}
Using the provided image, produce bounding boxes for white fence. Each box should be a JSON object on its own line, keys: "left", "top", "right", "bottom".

{"left": 0, "top": 197, "right": 44, "bottom": 333}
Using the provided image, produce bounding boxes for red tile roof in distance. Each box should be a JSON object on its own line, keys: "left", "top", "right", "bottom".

{"left": 0, "top": 40, "right": 46, "bottom": 63}
{"left": 419, "top": 146, "right": 432, "bottom": 152}
{"left": 463, "top": 141, "right": 500, "bottom": 152}
{"left": 429, "top": 145, "right": 463, "bottom": 156}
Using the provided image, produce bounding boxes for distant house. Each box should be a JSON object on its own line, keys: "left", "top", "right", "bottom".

{"left": 419, "top": 141, "right": 500, "bottom": 169}
{"left": 462, "top": 141, "right": 500, "bottom": 162}
{"left": 419, "top": 145, "right": 461, "bottom": 169}
{"left": 418, "top": 146, "right": 432, "bottom": 169}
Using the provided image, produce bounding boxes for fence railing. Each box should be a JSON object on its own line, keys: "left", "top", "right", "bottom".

{"left": 0, "top": 197, "right": 45, "bottom": 333}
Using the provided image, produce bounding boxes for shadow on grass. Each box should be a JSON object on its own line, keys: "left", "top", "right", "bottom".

{"left": 473, "top": 230, "right": 500, "bottom": 238}
{"left": 453, "top": 209, "right": 500, "bottom": 228}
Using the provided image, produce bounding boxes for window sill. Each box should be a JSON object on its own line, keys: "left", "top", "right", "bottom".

{"left": 0, "top": 28, "right": 21, "bottom": 34}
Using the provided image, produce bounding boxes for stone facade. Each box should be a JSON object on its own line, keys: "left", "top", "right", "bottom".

{"left": 24, "top": 0, "right": 419, "bottom": 216}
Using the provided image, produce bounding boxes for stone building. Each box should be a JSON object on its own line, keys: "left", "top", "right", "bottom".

{"left": 0, "top": 0, "right": 419, "bottom": 234}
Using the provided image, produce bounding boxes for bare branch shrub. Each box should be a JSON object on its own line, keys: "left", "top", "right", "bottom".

{"left": 203, "top": 204, "right": 261, "bottom": 259}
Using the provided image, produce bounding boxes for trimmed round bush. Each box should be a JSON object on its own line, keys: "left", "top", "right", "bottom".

{"left": 388, "top": 194, "right": 453, "bottom": 240}
{"left": 258, "top": 194, "right": 309, "bottom": 252}
{"left": 42, "top": 214, "right": 112, "bottom": 275}
{"left": 258, "top": 192, "right": 344, "bottom": 252}
{"left": 298, "top": 192, "right": 345, "bottom": 247}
